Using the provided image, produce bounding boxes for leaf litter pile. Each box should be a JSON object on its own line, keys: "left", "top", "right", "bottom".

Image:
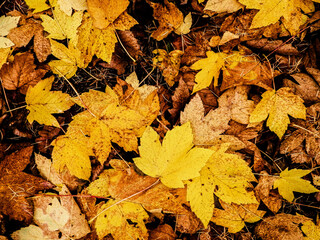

{"left": 0, "top": 0, "right": 320, "bottom": 239}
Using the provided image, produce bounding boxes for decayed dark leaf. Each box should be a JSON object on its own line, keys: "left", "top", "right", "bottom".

{"left": 0, "top": 146, "right": 53, "bottom": 223}
{"left": 0, "top": 52, "right": 47, "bottom": 94}
{"left": 255, "top": 213, "right": 309, "bottom": 240}
{"left": 246, "top": 39, "right": 299, "bottom": 55}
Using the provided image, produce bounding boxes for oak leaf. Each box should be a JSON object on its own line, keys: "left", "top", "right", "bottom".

{"left": 211, "top": 201, "right": 265, "bottom": 233}
{"left": 0, "top": 147, "right": 53, "bottom": 223}
{"left": 191, "top": 51, "right": 227, "bottom": 93}
{"left": 0, "top": 52, "right": 47, "bottom": 94}
{"left": 273, "top": 168, "right": 319, "bottom": 202}
{"left": 134, "top": 122, "right": 214, "bottom": 188}
{"left": 0, "top": 15, "right": 20, "bottom": 48}
{"left": 187, "top": 144, "right": 257, "bottom": 227}
{"left": 249, "top": 87, "right": 306, "bottom": 138}
{"left": 40, "top": 5, "right": 83, "bottom": 44}
{"left": 26, "top": 76, "right": 74, "bottom": 127}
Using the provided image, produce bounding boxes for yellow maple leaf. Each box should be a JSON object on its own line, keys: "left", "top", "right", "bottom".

{"left": 26, "top": 76, "right": 74, "bottom": 127}
{"left": 249, "top": 87, "right": 306, "bottom": 138}
{"left": 191, "top": 51, "right": 227, "bottom": 93}
{"left": 57, "top": 0, "right": 87, "bottom": 16}
{"left": 273, "top": 168, "right": 319, "bottom": 202}
{"left": 77, "top": 12, "right": 137, "bottom": 64}
{"left": 238, "top": 0, "right": 317, "bottom": 35}
{"left": 95, "top": 200, "right": 149, "bottom": 240}
{"left": 125, "top": 72, "right": 157, "bottom": 100}
{"left": 211, "top": 201, "right": 265, "bottom": 233}
{"left": 49, "top": 39, "right": 84, "bottom": 78}
{"left": 40, "top": 5, "right": 83, "bottom": 44}
{"left": 24, "top": 0, "right": 56, "bottom": 13}
{"left": 0, "top": 16, "right": 20, "bottom": 48}
{"left": 301, "top": 220, "right": 320, "bottom": 240}
{"left": 187, "top": 143, "right": 257, "bottom": 227}
{"left": 134, "top": 122, "right": 214, "bottom": 188}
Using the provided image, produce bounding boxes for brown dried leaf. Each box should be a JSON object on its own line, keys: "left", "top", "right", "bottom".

{"left": 7, "top": 21, "right": 36, "bottom": 48}
{"left": 33, "top": 27, "right": 51, "bottom": 62}
{"left": 149, "top": 0, "right": 184, "bottom": 41}
{"left": 117, "top": 30, "right": 142, "bottom": 60}
{"left": 255, "top": 171, "right": 282, "bottom": 213}
{"left": 0, "top": 146, "right": 53, "bottom": 223}
{"left": 246, "top": 39, "right": 299, "bottom": 55}
{"left": 0, "top": 52, "right": 47, "bottom": 94}
{"left": 168, "top": 78, "right": 190, "bottom": 119}
{"left": 148, "top": 224, "right": 176, "bottom": 240}
{"left": 255, "top": 213, "right": 310, "bottom": 240}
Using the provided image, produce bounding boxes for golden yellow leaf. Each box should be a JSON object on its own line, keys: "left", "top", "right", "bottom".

{"left": 238, "top": 0, "right": 317, "bottom": 35}
{"left": 87, "top": 0, "right": 129, "bottom": 29}
{"left": 57, "top": 0, "right": 87, "bottom": 16}
{"left": 24, "top": 0, "right": 56, "bottom": 13}
{"left": 0, "top": 48, "right": 12, "bottom": 68}
{"left": 134, "top": 122, "right": 214, "bottom": 188}
{"left": 301, "top": 220, "right": 320, "bottom": 240}
{"left": 77, "top": 12, "right": 137, "bottom": 64}
{"left": 52, "top": 134, "right": 92, "bottom": 180}
{"left": 211, "top": 201, "right": 265, "bottom": 233}
{"left": 40, "top": 5, "right": 83, "bottom": 44}
{"left": 49, "top": 39, "right": 84, "bottom": 78}
{"left": 273, "top": 168, "right": 319, "bottom": 202}
{"left": 174, "top": 13, "right": 192, "bottom": 35}
{"left": 95, "top": 200, "right": 149, "bottom": 240}
{"left": 191, "top": 51, "right": 227, "bottom": 93}
{"left": 187, "top": 144, "right": 257, "bottom": 227}
{"left": 0, "top": 16, "right": 20, "bottom": 48}
{"left": 204, "top": 0, "right": 243, "bottom": 13}
{"left": 249, "top": 87, "right": 306, "bottom": 138}
{"left": 152, "top": 49, "right": 183, "bottom": 86}
{"left": 26, "top": 76, "right": 74, "bottom": 127}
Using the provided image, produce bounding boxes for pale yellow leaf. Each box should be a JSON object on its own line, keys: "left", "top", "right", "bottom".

{"left": 204, "top": 0, "right": 243, "bottom": 13}
{"left": 11, "top": 225, "right": 48, "bottom": 240}
{"left": 174, "top": 13, "right": 192, "bottom": 35}
{"left": 57, "top": 0, "right": 87, "bottom": 16}
{"left": 24, "top": 0, "right": 56, "bottom": 13}
{"left": 0, "top": 16, "right": 20, "bottom": 48}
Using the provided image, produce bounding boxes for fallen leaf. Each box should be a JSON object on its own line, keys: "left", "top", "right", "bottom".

{"left": 211, "top": 201, "right": 265, "bottom": 233}
{"left": 273, "top": 168, "right": 319, "bottom": 202}
{"left": 191, "top": 51, "right": 227, "bottom": 92}
{"left": 255, "top": 213, "right": 309, "bottom": 240}
{"left": 246, "top": 39, "right": 299, "bottom": 55}
{"left": 0, "top": 52, "right": 47, "bottom": 94}
{"left": 219, "top": 31, "right": 239, "bottom": 45}
{"left": 134, "top": 122, "right": 213, "bottom": 188}
{"left": 149, "top": 224, "right": 176, "bottom": 240}
{"left": 149, "top": 0, "right": 184, "bottom": 41}
{"left": 32, "top": 185, "right": 90, "bottom": 239}
{"left": 301, "top": 220, "right": 320, "bottom": 240}
{"left": 94, "top": 200, "right": 149, "bottom": 240}
{"left": 238, "top": 0, "right": 317, "bottom": 35}
{"left": 174, "top": 13, "right": 192, "bottom": 35}
{"left": 254, "top": 171, "right": 282, "bottom": 213}
{"left": 204, "top": 0, "right": 243, "bottom": 13}
{"left": 11, "top": 225, "right": 47, "bottom": 240}
{"left": 187, "top": 144, "right": 257, "bottom": 227}
{"left": 180, "top": 94, "right": 230, "bottom": 145}
{"left": 168, "top": 78, "right": 190, "bottom": 119}
{"left": 249, "top": 87, "right": 306, "bottom": 138}
{"left": 57, "top": 0, "right": 87, "bottom": 16}
{"left": 87, "top": 0, "right": 129, "bottom": 29}
{"left": 0, "top": 146, "right": 53, "bottom": 223}
{"left": 0, "top": 15, "right": 20, "bottom": 48}
{"left": 0, "top": 47, "right": 12, "bottom": 69}
{"left": 125, "top": 71, "right": 157, "bottom": 100}
{"left": 26, "top": 76, "right": 74, "bottom": 127}
{"left": 48, "top": 39, "right": 84, "bottom": 78}
{"left": 24, "top": 0, "right": 55, "bottom": 13}
{"left": 40, "top": 5, "right": 83, "bottom": 44}
{"left": 152, "top": 49, "right": 184, "bottom": 86}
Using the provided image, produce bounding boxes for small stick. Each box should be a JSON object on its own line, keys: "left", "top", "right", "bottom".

{"left": 0, "top": 77, "right": 12, "bottom": 117}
